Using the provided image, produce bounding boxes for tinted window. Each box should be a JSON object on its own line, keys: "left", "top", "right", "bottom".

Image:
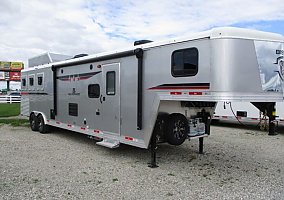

{"left": 172, "top": 48, "right": 198, "bottom": 77}
{"left": 29, "top": 77, "right": 34, "bottom": 86}
{"left": 106, "top": 71, "right": 115, "bottom": 95}
{"left": 38, "top": 76, "right": 43, "bottom": 85}
{"left": 22, "top": 78, "right": 26, "bottom": 87}
{"left": 88, "top": 84, "right": 100, "bottom": 98}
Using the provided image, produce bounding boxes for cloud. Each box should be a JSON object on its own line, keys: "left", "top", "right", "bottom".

{"left": 87, "top": 0, "right": 284, "bottom": 39}
{"left": 0, "top": 0, "right": 284, "bottom": 70}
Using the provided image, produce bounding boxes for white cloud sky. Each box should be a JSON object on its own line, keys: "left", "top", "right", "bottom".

{"left": 0, "top": 0, "right": 284, "bottom": 90}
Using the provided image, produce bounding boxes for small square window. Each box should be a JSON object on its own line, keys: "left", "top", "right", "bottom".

{"left": 172, "top": 48, "right": 199, "bottom": 77}
{"left": 88, "top": 84, "right": 100, "bottom": 98}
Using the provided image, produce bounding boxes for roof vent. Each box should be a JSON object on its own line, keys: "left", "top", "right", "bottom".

{"left": 134, "top": 40, "right": 153, "bottom": 46}
{"left": 73, "top": 54, "right": 88, "bottom": 58}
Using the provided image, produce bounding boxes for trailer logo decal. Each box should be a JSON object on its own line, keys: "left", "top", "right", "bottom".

{"left": 148, "top": 83, "right": 210, "bottom": 90}
{"left": 274, "top": 54, "right": 284, "bottom": 79}
{"left": 68, "top": 88, "right": 80, "bottom": 96}
{"left": 58, "top": 71, "right": 101, "bottom": 81}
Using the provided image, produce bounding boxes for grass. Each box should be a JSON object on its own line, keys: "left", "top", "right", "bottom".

{"left": 0, "top": 118, "right": 29, "bottom": 127}
{"left": 0, "top": 103, "right": 20, "bottom": 117}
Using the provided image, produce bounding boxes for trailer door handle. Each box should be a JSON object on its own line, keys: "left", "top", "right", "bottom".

{"left": 99, "top": 95, "right": 106, "bottom": 103}
{"left": 96, "top": 109, "right": 100, "bottom": 115}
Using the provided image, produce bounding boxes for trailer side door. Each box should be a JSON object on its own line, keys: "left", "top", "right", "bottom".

{"left": 101, "top": 63, "right": 120, "bottom": 135}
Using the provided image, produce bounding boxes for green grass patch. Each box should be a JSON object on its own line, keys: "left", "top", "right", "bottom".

{"left": 0, "top": 103, "right": 20, "bottom": 117}
{"left": 0, "top": 118, "right": 29, "bottom": 127}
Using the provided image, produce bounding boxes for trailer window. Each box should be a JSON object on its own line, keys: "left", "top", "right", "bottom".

{"left": 88, "top": 84, "right": 100, "bottom": 98}
{"left": 29, "top": 76, "right": 34, "bottom": 86}
{"left": 22, "top": 78, "right": 26, "bottom": 87}
{"left": 171, "top": 48, "right": 198, "bottom": 77}
{"left": 106, "top": 71, "right": 115, "bottom": 95}
{"left": 38, "top": 76, "right": 43, "bottom": 86}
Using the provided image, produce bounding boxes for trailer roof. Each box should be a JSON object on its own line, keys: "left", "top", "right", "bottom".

{"left": 23, "top": 27, "right": 284, "bottom": 72}
{"left": 210, "top": 27, "right": 284, "bottom": 41}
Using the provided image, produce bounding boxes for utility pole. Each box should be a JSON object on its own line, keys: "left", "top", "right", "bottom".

{"left": 7, "top": 80, "right": 10, "bottom": 91}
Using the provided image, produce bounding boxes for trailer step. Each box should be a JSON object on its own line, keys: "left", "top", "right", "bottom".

{"left": 96, "top": 139, "right": 120, "bottom": 149}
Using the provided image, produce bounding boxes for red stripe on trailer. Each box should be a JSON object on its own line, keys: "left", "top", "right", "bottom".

{"left": 58, "top": 77, "right": 71, "bottom": 81}
{"left": 251, "top": 118, "right": 258, "bottom": 120}
{"left": 56, "top": 121, "right": 60, "bottom": 124}
{"left": 78, "top": 76, "right": 92, "bottom": 80}
{"left": 170, "top": 92, "right": 182, "bottom": 95}
{"left": 222, "top": 116, "right": 228, "bottom": 119}
{"left": 21, "top": 92, "right": 28, "bottom": 95}
{"left": 125, "top": 136, "right": 134, "bottom": 141}
{"left": 189, "top": 92, "right": 202, "bottom": 95}
{"left": 148, "top": 86, "right": 210, "bottom": 90}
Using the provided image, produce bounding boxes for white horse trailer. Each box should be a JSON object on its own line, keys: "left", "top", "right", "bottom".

{"left": 214, "top": 102, "right": 284, "bottom": 127}
{"left": 21, "top": 27, "right": 284, "bottom": 167}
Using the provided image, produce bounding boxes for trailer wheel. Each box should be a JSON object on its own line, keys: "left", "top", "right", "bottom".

{"left": 30, "top": 113, "right": 39, "bottom": 131}
{"left": 38, "top": 115, "right": 49, "bottom": 134}
{"left": 165, "top": 114, "right": 188, "bottom": 145}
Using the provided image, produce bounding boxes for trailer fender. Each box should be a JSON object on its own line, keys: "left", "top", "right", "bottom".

{"left": 30, "top": 111, "right": 48, "bottom": 125}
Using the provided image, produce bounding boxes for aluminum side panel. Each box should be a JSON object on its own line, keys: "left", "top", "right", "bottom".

{"left": 211, "top": 39, "right": 263, "bottom": 93}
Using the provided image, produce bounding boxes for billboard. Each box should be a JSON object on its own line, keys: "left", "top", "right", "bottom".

{"left": 0, "top": 61, "right": 24, "bottom": 81}
{"left": 0, "top": 62, "right": 11, "bottom": 71}
{"left": 0, "top": 72, "right": 4, "bottom": 80}
{"left": 9, "top": 71, "right": 21, "bottom": 81}
{"left": 10, "top": 62, "right": 24, "bottom": 71}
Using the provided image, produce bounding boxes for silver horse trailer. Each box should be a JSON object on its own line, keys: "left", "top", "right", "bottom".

{"left": 21, "top": 27, "right": 284, "bottom": 167}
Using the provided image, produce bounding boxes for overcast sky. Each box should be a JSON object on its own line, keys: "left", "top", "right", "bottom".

{"left": 1, "top": 0, "right": 284, "bottom": 89}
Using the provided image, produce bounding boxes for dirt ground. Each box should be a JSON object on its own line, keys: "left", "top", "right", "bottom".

{"left": 0, "top": 124, "right": 283, "bottom": 200}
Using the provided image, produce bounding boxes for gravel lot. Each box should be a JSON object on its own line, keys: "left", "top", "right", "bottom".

{"left": 0, "top": 123, "right": 283, "bottom": 200}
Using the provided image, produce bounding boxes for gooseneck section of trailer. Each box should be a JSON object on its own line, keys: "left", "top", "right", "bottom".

{"left": 51, "top": 48, "right": 144, "bottom": 130}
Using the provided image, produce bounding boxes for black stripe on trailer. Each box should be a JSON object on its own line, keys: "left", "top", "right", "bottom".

{"left": 135, "top": 48, "right": 143, "bottom": 130}
{"left": 51, "top": 48, "right": 144, "bottom": 130}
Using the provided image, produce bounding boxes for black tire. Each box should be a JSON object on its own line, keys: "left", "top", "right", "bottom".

{"left": 30, "top": 113, "right": 39, "bottom": 131}
{"left": 165, "top": 114, "right": 189, "bottom": 145}
{"left": 38, "top": 115, "right": 49, "bottom": 134}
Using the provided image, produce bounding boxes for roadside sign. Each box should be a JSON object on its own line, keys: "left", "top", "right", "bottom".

{"left": 0, "top": 72, "right": 4, "bottom": 80}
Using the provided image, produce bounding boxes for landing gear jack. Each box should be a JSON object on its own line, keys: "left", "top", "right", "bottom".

{"left": 252, "top": 102, "right": 278, "bottom": 135}
{"left": 199, "top": 137, "right": 204, "bottom": 154}
{"left": 148, "top": 135, "right": 206, "bottom": 168}
{"left": 148, "top": 135, "right": 158, "bottom": 168}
